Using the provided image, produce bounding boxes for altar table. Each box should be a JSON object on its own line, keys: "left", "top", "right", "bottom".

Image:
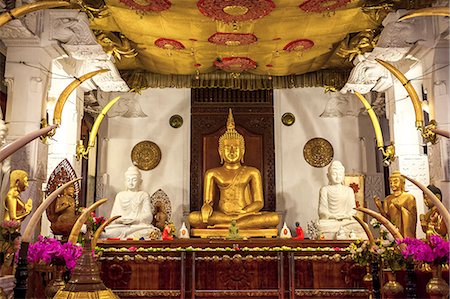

{"left": 96, "top": 239, "right": 368, "bottom": 299}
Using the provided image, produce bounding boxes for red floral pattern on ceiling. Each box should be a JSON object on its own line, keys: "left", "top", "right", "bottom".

{"left": 155, "top": 38, "right": 185, "bottom": 50}
{"left": 214, "top": 57, "right": 257, "bottom": 72}
{"left": 197, "top": 0, "right": 275, "bottom": 23}
{"left": 119, "top": 0, "right": 171, "bottom": 12}
{"left": 299, "top": 0, "right": 352, "bottom": 13}
{"left": 208, "top": 32, "right": 257, "bottom": 46}
{"left": 283, "top": 39, "right": 314, "bottom": 52}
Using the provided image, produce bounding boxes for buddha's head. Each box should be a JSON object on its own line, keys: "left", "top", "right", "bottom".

{"left": 389, "top": 171, "right": 405, "bottom": 192}
{"left": 218, "top": 109, "right": 245, "bottom": 164}
{"left": 10, "top": 170, "right": 28, "bottom": 191}
{"left": 424, "top": 184, "right": 442, "bottom": 208}
{"left": 124, "top": 166, "right": 142, "bottom": 191}
{"left": 327, "top": 161, "right": 345, "bottom": 185}
{"left": 0, "top": 119, "right": 7, "bottom": 146}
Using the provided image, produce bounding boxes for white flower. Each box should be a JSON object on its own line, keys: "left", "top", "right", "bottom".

{"left": 81, "top": 224, "right": 87, "bottom": 234}
{"left": 376, "top": 248, "right": 386, "bottom": 254}
{"left": 370, "top": 218, "right": 380, "bottom": 227}
{"left": 382, "top": 239, "right": 391, "bottom": 246}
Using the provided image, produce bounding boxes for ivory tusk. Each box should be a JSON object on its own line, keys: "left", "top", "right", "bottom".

{"left": 91, "top": 215, "right": 121, "bottom": 250}
{"left": 399, "top": 7, "right": 450, "bottom": 21}
{"left": 375, "top": 59, "right": 423, "bottom": 128}
{"left": 403, "top": 174, "right": 450, "bottom": 231}
{"left": 53, "top": 70, "right": 109, "bottom": 126}
{"left": 355, "top": 207, "right": 403, "bottom": 240}
{"left": 68, "top": 198, "right": 108, "bottom": 244}
{"left": 0, "top": 124, "right": 58, "bottom": 163}
{"left": 353, "top": 216, "right": 375, "bottom": 244}
{"left": 431, "top": 128, "right": 450, "bottom": 139}
{"left": 0, "top": 1, "right": 70, "bottom": 27}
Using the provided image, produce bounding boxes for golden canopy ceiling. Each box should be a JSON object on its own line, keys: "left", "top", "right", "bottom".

{"left": 88, "top": 0, "right": 388, "bottom": 81}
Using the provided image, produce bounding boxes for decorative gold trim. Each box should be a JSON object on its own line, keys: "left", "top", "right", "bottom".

{"left": 294, "top": 253, "right": 351, "bottom": 262}
{"left": 195, "top": 290, "right": 279, "bottom": 297}
{"left": 191, "top": 228, "right": 278, "bottom": 238}
{"left": 98, "top": 254, "right": 181, "bottom": 262}
{"left": 113, "top": 290, "right": 181, "bottom": 297}
{"left": 294, "top": 289, "right": 369, "bottom": 297}
{"left": 197, "top": 254, "right": 278, "bottom": 262}
{"left": 121, "top": 69, "right": 351, "bottom": 92}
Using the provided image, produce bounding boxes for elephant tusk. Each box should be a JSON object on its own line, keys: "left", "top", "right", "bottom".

{"left": 355, "top": 207, "right": 403, "bottom": 240}
{"left": 91, "top": 215, "right": 121, "bottom": 250}
{"left": 0, "top": 124, "right": 57, "bottom": 163}
{"left": 68, "top": 198, "right": 108, "bottom": 244}
{"left": 0, "top": 1, "right": 70, "bottom": 27}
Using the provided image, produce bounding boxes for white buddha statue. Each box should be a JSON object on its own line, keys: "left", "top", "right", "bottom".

{"left": 318, "top": 161, "right": 366, "bottom": 239}
{"left": 104, "top": 166, "right": 158, "bottom": 239}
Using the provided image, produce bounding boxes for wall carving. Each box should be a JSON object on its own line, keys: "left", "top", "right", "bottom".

{"left": 50, "top": 12, "right": 97, "bottom": 45}
{"left": 101, "top": 261, "right": 132, "bottom": 289}
{"left": 341, "top": 11, "right": 435, "bottom": 95}
{"left": 364, "top": 173, "right": 385, "bottom": 202}
{"left": 47, "top": 10, "right": 129, "bottom": 92}
{"left": 0, "top": 19, "right": 37, "bottom": 40}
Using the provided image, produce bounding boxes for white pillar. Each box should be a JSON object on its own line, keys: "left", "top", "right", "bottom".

{"left": 1, "top": 17, "right": 65, "bottom": 235}
{"left": 385, "top": 63, "right": 428, "bottom": 238}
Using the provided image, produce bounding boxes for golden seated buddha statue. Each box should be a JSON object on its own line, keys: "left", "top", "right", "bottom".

{"left": 4, "top": 170, "right": 33, "bottom": 223}
{"left": 188, "top": 109, "right": 279, "bottom": 238}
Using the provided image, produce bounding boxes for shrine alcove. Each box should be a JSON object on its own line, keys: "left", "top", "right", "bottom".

{"left": 190, "top": 88, "right": 276, "bottom": 213}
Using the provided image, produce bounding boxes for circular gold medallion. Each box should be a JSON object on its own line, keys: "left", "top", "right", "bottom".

{"left": 169, "top": 115, "right": 183, "bottom": 128}
{"left": 281, "top": 112, "right": 295, "bottom": 126}
{"left": 303, "top": 138, "right": 334, "bottom": 168}
{"left": 131, "top": 141, "right": 162, "bottom": 171}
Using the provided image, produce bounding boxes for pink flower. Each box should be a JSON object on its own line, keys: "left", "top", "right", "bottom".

{"left": 397, "top": 236, "right": 450, "bottom": 265}
{"left": 128, "top": 246, "right": 137, "bottom": 252}
{"left": 27, "top": 236, "right": 82, "bottom": 271}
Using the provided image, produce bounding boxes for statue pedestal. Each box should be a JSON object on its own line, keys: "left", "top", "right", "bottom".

{"left": 191, "top": 228, "right": 278, "bottom": 238}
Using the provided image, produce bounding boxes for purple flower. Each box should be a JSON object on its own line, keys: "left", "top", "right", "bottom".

{"left": 27, "top": 236, "right": 82, "bottom": 271}
{"left": 397, "top": 236, "right": 450, "bottom": 265}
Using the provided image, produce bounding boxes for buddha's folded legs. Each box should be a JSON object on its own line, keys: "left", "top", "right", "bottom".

{"left": 188, "top": 211, "right": 279, "bottom": 229}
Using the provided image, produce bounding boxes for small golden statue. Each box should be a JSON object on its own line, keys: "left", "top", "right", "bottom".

{"left": 420, "top": 184, "right": 447, "bottom": 239}
{"left": 4, "top": 170, "right": 33, "bottom": 223}
{"left": 46, "top": 183, "right": 80, "bottom": 238}
{"left": 188, "top": 109, "right": 279, "bottom": 238}
{"left": 374, "top": 171, "right": 417, "bottom": 238}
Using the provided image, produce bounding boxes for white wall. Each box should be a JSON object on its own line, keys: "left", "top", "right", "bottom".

{"left": 274, "top": 88, "right": 364, "bottom": 234}
{"left": 98, "top": 87, "right": 365, "bottom": 236}
{"left": 98, "top": 88, "right": 190, "bottom": 231}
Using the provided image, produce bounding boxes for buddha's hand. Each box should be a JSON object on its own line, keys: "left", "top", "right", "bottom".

{"left": 25, "top": 199, "right": 32, "bottom": 212}
{"left": 122, "top": 218, "right": 134, "bottom": 225}
{"left": 201, "top": 204, "right": 213, "bottom": 223}
{"left": 373, "top": 196, "right": 383, "bottom": 212}
{"left": 336, "top": 214, "right": 351, "bottom": 220}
